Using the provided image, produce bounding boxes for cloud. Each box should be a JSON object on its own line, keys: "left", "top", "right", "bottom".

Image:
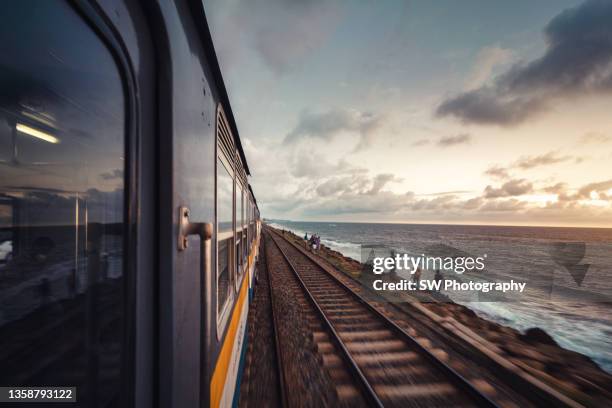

{"left": 465, "top": 45, "right": 514, "bottom": 89}
{"left": 480, "top": 198, "right": 528, "bottom": 212}
{"left": 436, "top": 0, "right": 612, "bottom": 126}
{"left": 436, "top": 89, "right": 545, "bottom": 126}
{"left": 437, "top": 133, "right": 471, "bottom": 147}
{"left": 303, "top": 191, "right": 410, "bottom": 215}
{"left": 262, "top": 163, "right": 612, "bottom": 224}
{"left": 543, "top": 182, "right": 567, "bottom": 194}
{"left": 580, "top": 132, "right": 612, "bottom": 144}
{"left": 366, "top": 173, "right": 402, "bottom": 195}
{"left": 461, "top": 197, "right": 484, "bottom": 210}
{"left": 534, "top": 179, "right": 612, "bottom": 202}
{"left": 484, "top": 165, "right": 510, "bottom": 180}
{"left": 313, "top": 173, "right": 401, "bottom": 198}
{"left": 289, "top": 149, "right": 366, "bottom": 179}
{"left": 99, "top": 169, "right": 123, "bottom": 180}
{"left": 411, "top": 138, "right": 430, "bottom": 147}
{"left": 577, "top": 179, "right": 612, "bottom": 200}
{"left": 410, "top": 134, "right": 471, "bottom": 148}
{"left": 514, "top": 151, "right": 573, "bottom": 169}
{"left": 284, "top": 109, "right": 384, "bottom": 149}
{"left": 419, "top": 190, "right": 473, "bottom": 196}
{"left": 484, "top": 151, "right": 582, "bottom": 181}
{"left": 314, "top": 175, "right": 367, "bottom": 197}
{"left": 410, "top": 194, "right": 458, "bottom": 211}
{"left": 484, "top": 178, "right": 533, "bottom": 198}
{"left": 212, "top": 0, "right": 341, "bottom": 75}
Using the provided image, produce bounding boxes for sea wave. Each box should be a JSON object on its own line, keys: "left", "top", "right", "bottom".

{"left": 320, "top": 238, "right": 361, "bottom": 261}
{"left": 269, "top": 222, "right": 361, "bottom": 260}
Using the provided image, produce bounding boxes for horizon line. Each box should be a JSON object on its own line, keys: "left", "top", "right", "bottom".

{"left": 264, "top": 218, "right": 612, "bottom": 230}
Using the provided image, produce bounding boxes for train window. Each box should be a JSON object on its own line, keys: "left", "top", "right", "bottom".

{"left": 246, "top": 198, "right": 250, "bottom": 249}
{"left": 249, "top": 201, "right": 254, "bottom": 245}
{"left": 0, "top": 2, "right": 127, "bottom": 406}
{"left": 242, "top": 197, "right": 249, "bottom": 260}
{"left": 217, "top": 158, "right": 234, "bottom": 316}
{"left": 241, "top": 202, "right": 245, "bottom": 265}
{"left": 235, "top": 183, "right": 243, "bottom": 284}
{"left": 250, "top": 201, "right": 255, "bottom": 246}
{"left": 241, "top": 191, "right": 247, "bottom": 266}
{"left": 217, "top": 159, "right": 234, "bottom": 234}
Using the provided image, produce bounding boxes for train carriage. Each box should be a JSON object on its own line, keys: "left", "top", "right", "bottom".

{"left": 0, "top": 1, "right": 260, "bottom": 407}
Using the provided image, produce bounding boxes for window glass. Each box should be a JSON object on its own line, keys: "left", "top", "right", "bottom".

{"left": 243, "top": 230, "right": 247, "bottom": 262}
{"left": 235, "top": 238, "right": 241, "bottom": 280}
{"left": 237, "top": 185, "right": 243, "bottom": 231}
{"left": 247, "top": 200, "right": 251, "bottom": 225}
{"left": 217, "top": 239, "right": 230, "bottom": 314}
{"left": 246, "top": 199, "right": 250, "bottom": 247}
{"left": 0, "top": 2, "right": 126, "bottom": 406}
{"left": 235, "top": 184, "right": 243, "bottom": 278}
{"left": 242, "top": 191, "right": 247, "bottom": 262}
{"left": 217, "top": 159, "right": 233, "bottom": 233}
{"left": 217, "top": 158, "right": 233, "bottom": 314}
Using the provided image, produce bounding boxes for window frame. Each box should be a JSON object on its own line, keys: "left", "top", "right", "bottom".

{"left": 215, "top": 104, "right": 250, "bottom": 334}
{"left": 235, "top": 179, "right": 247, "bottom": 291}
{"left": 0, "top": 1, "right": 145, "bottom": 405}
{"left": 67, "top": 3, "right": 140, "bottom": 405}
{"left": 216, "top": 147, "right": 235, "bottom": 330}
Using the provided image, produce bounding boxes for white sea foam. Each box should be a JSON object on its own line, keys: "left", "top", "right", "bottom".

{"left": 320, "top": 238, "right": 361, "bottom": 261}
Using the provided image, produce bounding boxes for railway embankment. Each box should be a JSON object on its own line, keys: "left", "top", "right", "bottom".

{"left": 270, "top": 226, "right": 612, "bottom": 406}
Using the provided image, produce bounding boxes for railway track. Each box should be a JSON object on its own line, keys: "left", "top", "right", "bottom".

{"left": 265, "top": 229, "right": 500, "bottom": 408}
{"left": 265, "top": 232, "right": 368, "bottom": 407}
{"left": 239, "top": 237, "right": 283, "bottom": 407}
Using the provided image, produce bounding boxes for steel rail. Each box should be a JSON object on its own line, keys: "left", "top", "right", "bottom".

{"left": 267, "top": 231, "right": 384, "bottom": 408}
{"left": 263, "top": 236, "right": 291, "bottom": 408}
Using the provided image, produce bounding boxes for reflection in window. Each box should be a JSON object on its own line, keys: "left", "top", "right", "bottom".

{"left": 217, "top": 240, "right": 230, "bottom": 314}
{"left": 217, "top": 159, "right": 233, "bottom": 315}
{"left": 245, "top": 199, "right": 250, "bottom": 251}
{"left": 249, "top": 201, "right": 254, "bottom": 247}
{"left": 236, "top": 185, "right": 243, "bottom": 279}
{"left": 0, "top": 2, "right": 126, "bottom": 406}
{"left": 238, "top": 185, "right": 243, "bottom": 230}
{"left": 217, "top": 160, "right": 233, "bottom": 233}
{"left": 242, "top": 192, "right": 247, "bottom": 264}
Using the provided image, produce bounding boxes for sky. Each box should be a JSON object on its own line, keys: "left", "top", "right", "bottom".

{"left": 204, "top": 0, "right": 612, "bottom": 227}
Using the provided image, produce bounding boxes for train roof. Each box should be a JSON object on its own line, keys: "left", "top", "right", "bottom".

{"left": 194, "top": 2, "right": 251, "bottom": 176}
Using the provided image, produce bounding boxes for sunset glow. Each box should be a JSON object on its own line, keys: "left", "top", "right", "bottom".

{"left": 207, "top": 0, "right": 612, "bottom": 227}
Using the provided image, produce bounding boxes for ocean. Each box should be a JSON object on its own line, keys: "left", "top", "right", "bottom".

{"left": 269, "top": 220, "right": 612, "bottom": 373}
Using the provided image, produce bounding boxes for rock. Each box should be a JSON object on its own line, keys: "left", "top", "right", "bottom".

{"left": 521, "top": 327, "right": 558, "bottom": 346}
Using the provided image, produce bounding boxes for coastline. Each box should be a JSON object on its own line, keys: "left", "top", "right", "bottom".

{"left": 270, "top": 225, "right": 612, "bottom": 404}
{"left": 270, "top": 220, "right": 612, "bottom": 372}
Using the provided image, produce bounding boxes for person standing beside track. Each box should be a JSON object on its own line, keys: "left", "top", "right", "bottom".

{"left": 434, "top": 269, "right": 443, "bottom": 291}
{"left": 413, "top": 266, "right": 422, "bottom": 288}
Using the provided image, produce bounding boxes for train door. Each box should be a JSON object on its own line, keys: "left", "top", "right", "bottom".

{"left": 0, "top": 1, "right": 157, "bottom": 406}
{"left": 152, "top": 2, "right": 218, "bottom": 407}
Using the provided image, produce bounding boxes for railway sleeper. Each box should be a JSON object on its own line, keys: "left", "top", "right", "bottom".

{"left": 354, "top": 351, "right": 421, "bottom": 365}
{"left": 339, "top": 329, "right": 394, "bottom": 340}
{"left": 326, "top": 313, "right": 372, "bottom": 322}
{"left": 374, "top": 382, "right": 458, "bottom": 400}
{"left": 344, "top": 339, "right": 406, "bottom": 353}
{"left": 364, "top": 365, "right": 432, "bottom": 380}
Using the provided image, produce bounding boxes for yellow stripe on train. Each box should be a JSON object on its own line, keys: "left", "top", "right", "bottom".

{"left": 209, "top": 237, "right": 259, "bottom": 408}
{"left": 210, "top": 273, "right": 248, "bottom": 407}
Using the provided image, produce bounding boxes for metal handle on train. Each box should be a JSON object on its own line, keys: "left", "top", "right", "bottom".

{"left": 178, "top": 206, "right": 213, "bottom": 251}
